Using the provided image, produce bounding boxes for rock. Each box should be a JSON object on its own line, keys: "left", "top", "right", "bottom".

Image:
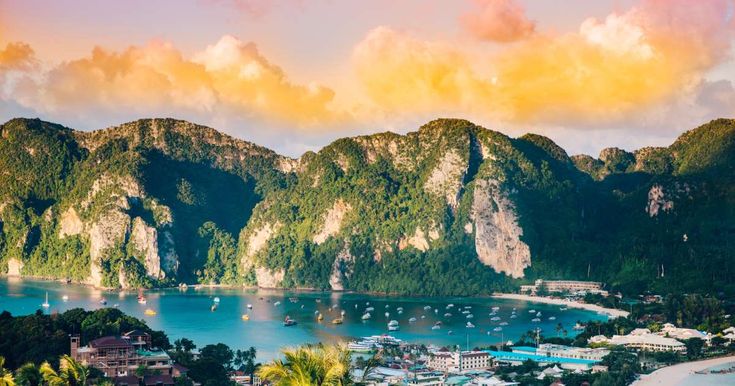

{"left": 646, "top": 184, "right": 674, "bottom": 217}
{"left": 399, "top": 226, "right": 430, "bottom": 252}
{"left": 7, "top": 258, "right": 23, "bottom": 276}
{"left": 129, "top": 217, "right": 164, "bottom": 279}
{"left": 471, "top": 179, "right": 531, "bottom": 278}
{"left": 88, "top": 208, "right": 130, "bottom": 286}
{"left": 255, "top": 267, "right": 285, "bottom": 288}
{"left": 329, "top": 245, "right": 354, "bottom": 291}
{"left": 59, "top": 207, "right": 84, "bottom": 238}
{"left": 425, "top": 150, "right": 467, "bottom": 208}
{"left": 313, "top": 200, "right": 351, "bottom": 245}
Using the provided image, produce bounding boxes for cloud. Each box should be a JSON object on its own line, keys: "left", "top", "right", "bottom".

{"left": 205, "top": 0, "right": 306, "bottom": 18}
{"left": 3, "top": 35, "right": 344, "bottom": 130}
{"left": 0, "top": 42, "right": 36, "bottom": 71}
{"left": 460, "top": 0, "right": 535, "bottom": 42}
{"left": 353, "top": 0, "right": 735, "bottom": 127}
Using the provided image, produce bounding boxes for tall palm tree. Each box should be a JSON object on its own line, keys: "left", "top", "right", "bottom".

{"left": 14, "top": 363, "right": 41, "bottom": 386}
{"left": 0, "top": 356, "right": 16, "bottom": 386}
{"left": 258, "top": 344, "right": 352, "bottom": 386}
{"left": 40, "top": 355, "right": 89, "bottom": 386}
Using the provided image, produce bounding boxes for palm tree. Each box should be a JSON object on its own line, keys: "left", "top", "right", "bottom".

{"left": 14, "top": 363, "right": 41, "bottom": 386}
{"left": 258, "top": 344, "right": 352, "bottom": 386}
{"left": 0, "top": 356, "right": 15, "bottom": 386}
{"left": 40, "top": 355, "right": 89, "bottom": 386}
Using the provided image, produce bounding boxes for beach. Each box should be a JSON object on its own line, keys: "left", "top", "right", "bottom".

{"left": 632, "top": 356, "right": 735, "bottom": 386}
{"left": 491, "top": 293, "right": 630, "bottom": 318}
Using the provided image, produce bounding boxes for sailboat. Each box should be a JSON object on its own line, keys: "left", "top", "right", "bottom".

{"left": 41, "top": 292, "right": 50, "bottom": 308}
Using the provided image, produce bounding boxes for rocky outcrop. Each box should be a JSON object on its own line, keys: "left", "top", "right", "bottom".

{"left": 255, "top": 267, "right": 285, "bottom": 288}
{"left": 58, "top": 207, "right": 84, "bottom": 238}
{"left": 313, "top": 200, "right": 351, "bottom": 245}
{"left": 7, "top": 258, "right": 22, "bottom": 276}
{"left": 399, "top": 226, "right": 430, "bottom": 252}
{"left": 130, "top": 217, "right": 164, "bottom": 279}
{"left": 88, "top": 209, "right": 130, "bottom": 286}
{"left": 646, "top": 184, "right": 674, "bottom": 217}
{"left": 244, "top": 222, "right": 280, "bottom": 259}
{"left": 471, "top": 179, "right": 531, "bottom": 278}
{"left": 425, "top": 150, "right": 467, "bottom": 208}
{"left": 329, "top": 245, "right": 354, "bottom": 291}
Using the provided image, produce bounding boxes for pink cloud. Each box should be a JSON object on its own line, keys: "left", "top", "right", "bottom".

{"left": 461, "top": 0, "right": 535, "bottom": 42}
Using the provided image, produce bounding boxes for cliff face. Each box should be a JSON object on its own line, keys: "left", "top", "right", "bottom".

{"left": 1, "top": 117, "right": 734, "bottom": 295}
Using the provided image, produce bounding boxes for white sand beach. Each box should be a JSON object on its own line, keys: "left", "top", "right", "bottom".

{"left": 491, "top": 293, "right": 630, "bottom": 318}
{"left": 632, "top": 356, "right": 735, "bottom": 386}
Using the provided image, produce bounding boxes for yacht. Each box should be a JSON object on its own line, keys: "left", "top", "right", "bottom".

{"left": 529, "top": 309, "right": 536, "bottom": 313}
{"left": 573, "top": 323, "right": 585, "bottom": 331}
{"left": 213, "top": 297, "right": 220, "bottom": 303}
{"left": 283, "top": 316, "right": 297, "bottom": 327}
{"left": 548, "top": 316, "right": 557, "bottom": 321}
{"left": 490, "top": 316, "right": 501, "bottom": 321}
{"left": 137, "top": 295, "right": 147, "bottom": 305}
{"left": 332, "top": 318, "right": 343, "bottom": 325}
{"left": 431, "top": 324, "right": 441, "bottom": 330}
{"left": 421, "top": 315, "right": 426, "bottom": 319}
{"left": 409, "top": 317, "right": 417, "bottom": 323}
{"left": 531, "top": 317, "right": 541, "bottom": 322}
{"left": 491, "top": 306, "right": 500, "bottom": 311}
{"left": 423, "top": 305, "right": 432, "bottom": 310}
{"left": 398, "top": 310, "right": 403, "bottom": 315}
{"left": 385, "top": 312, "right": 390, "bottom": 318}
{"left": 210, "top": 304, "right": 218, "bottom": 312}
{"left": 247, "top": 304, "right": 253, "bottom": 309}
{"left": 388, "top": 322, "right": 399, "bottom": 331}
{"left": 361, "top": 313, "right": 372, "bottom": 320}
{"left": 100, "top": 298, "right": 107, "bottom": 306}
{"left": 560, "top": 307, "right": 568, "bottom": 311}
{"left": 446, "top": 304, "right": 454, "bottom": 308}
{"left": 396, "top": 307, "right": 403, "bottom": 312}
{"left": 41, "top": 292, "right": 50, "bottom": 308}
{"left": 499, "top": 322, "right": 509, "bottom": 326}
{"left": 444, "top": 313, "right": 452, "bottom": 317}
{"left": 466, "top": 314, "right": 474, "bottom": 319}
{"left": 510, "top": 314, "right": 517, "bottom": 319}
{"left": 388, "top": 320, "right": 399, "bottom": 326}
{"left": 317, "top": 313, "right": 324, "bottom": 321}
{"left": 274, "top": 301, "right": 281, "bottom": 306}
{"left": 493, "top": 327, "right": 503, "bottom": 332}
{"left": 466, "top": 322, "right": 475, "bottom": 328}
{"left": 62, "top": 295, "right": 69, "bottom": 302}
{"left": 341, "top": 310, "right": 346, "bottom": 316}
{"left": 366, "top": 307, "right": 375, "bottom": 312}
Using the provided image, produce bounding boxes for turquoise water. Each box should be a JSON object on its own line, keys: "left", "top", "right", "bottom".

{"left": 0, "top": 278, "right": 606, "bottom": 360}
{"left": 678, "top": 362, "right": 735, "bottom": 386}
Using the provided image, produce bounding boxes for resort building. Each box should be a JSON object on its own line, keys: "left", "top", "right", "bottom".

{"left": 427, "top": 349, "right": 492, "bottom": 373}
{"left": 588, "top": 330, "right": 686, "bottom": 352}
{"left": 520, "top": 280, "right": 608, "bottom": 296}
{"left": 659, "top": 323, "right": 710, "bottom": 342}
{"left": 487, "top": 347, "right": 602, "bottom": 371}
{"left": 533, "top": 344, "right": 610, "bottom": 361}
{"left": 70, "top": 332, "right": 179, "bottom": 380}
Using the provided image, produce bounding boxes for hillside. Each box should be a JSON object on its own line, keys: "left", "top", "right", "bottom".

{"left": 1, "top": 117, "right": 733, "bottom": 296}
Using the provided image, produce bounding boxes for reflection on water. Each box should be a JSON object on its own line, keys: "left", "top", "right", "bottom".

{"left": 0, "top": 278, "right": 607, "bottom": 360}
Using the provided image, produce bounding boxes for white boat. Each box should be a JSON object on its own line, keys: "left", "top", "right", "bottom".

{"left": 490, "top": 316, "right": 501, "bottom": 321}
{"left": 423, "top": 305, "right": 432, "bottom": 310}
{"left": 421, "top": 315, "right": 426, "bottom": 319}
{"left": 213, "top": 297, "right": 220, "bottom": 303}
{"left": 466, "top": 314, "right": 474, "bottom": 319}
{"left": 532, "top": 318, "right": 541, "bottom": 322}
{"left": 361, "top": 313, "right": 372, "bottom": 320}
{"left": 529, "top": 309, "right": 536, "bottom": 313}
{"left": 41, "top": 292, "right": 50, "bottom": 308}
{"left": 366, "top": 307, "right": 375, "bottom": 312}
{"left": 536, "top": 312, "right": 542, "bottom": 317}
{"left": 388, "top": 322, "right": 399, "bottom": 330}
{"left": 573, "top": 323, "right": 585, "bottom": 331}
{"left": 385, "top": 305, "right": 390, "bottom": 308}
{"left": 62, "top": 295, "right": 69, "bottom": 302}
{"left": 398, "top": 310, "right": 403, "bottom": 315}
{"left": 434, "top": 309, "right": 438, "bottom": 314}
{"left": 274, "top": 301, "right": 281, "bottom": 306}
{"left": 385, "top": 312, "right": 390, "bottom": 318}
{"left": 464, "top": 305, "right": 472, "bottom": 309}
{"left": 397, "top": 307, "right": 404, "bottom": 311}
{"left": 491, "top": 306, "right": 500, "bottom": 311}
{"left": 444, "top": 313, "right": 452, "bottom": 317}
{"left": 431, "top": 324, "right": 441, "bottom": 330}
{"left": 493, "top": 327, "right": 503, "bottom": 332}
{"left": 409, "top": 317, "right": 417, "bottom": 322}
{"left": 341, "top": 310, "right": 346, "bottom": 316}
{"left": 247, "top": 304, "right": 253, "bottom": 309}
{"left": 447, "top": 304, "right": 454, "bottom": 308}
{"left": 548, "top": 316, "right": 557, "bottom": 320}
{"left": 466, "top": 322, "right": 475, "bottom": 328}
{"left": 560, "top": 307, "right": 568, "bottom": 311}
{"left": 388, "top": 320, "right": 399, "bottom": 326}
{"left": 510, "top": 314, "right": 517, "bottom": 319}
{"left": 462, "top": 310, "right": 470, "bottom": 314}
{"left": 499, "top": 322, "right": 509, "bottom": 326}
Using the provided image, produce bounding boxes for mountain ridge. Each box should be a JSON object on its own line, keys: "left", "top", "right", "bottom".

{"left": 1, "top": 116, "right": 733, "bottom": 296}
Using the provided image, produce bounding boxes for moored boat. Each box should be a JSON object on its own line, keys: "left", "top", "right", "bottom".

{"left": 144, "top": 309, "right": 157, "bottom": 316}
{"left": 283, "top": 316, "right": 297, "bottom": 326}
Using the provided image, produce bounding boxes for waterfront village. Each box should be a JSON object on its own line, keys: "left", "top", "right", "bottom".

{"left": 57, "top": 279, "right": 735, "bottom": 386}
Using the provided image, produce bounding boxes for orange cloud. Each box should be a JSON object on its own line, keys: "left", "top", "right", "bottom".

{"left": 461, "top": 0, "right": 535, "bottom": 42}
{"left": 7, "top": 36, "right": 342, "bottom": 128}
{"left": 353, "top": 0, "right": 735, "bottom": 126}
{"left": 0, "top": 42, "right": 36, "bottom": 71}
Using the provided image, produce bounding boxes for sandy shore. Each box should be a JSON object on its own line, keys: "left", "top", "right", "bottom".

{"left": 491, "top": 293, "right": 630, "bottom": 318}
{"left": 632, "top": 355, "right": 735, "bottom": 386}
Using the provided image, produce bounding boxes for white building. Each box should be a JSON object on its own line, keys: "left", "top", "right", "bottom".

{"left": 590, "top": 332, "right": 686, "bottom": 352}
{"left": 427, "top": 349, "right": 492, "bottom": 372}
{"left": 660, "top": 323, "right": 709, "bottom": 342}
{"left": 520, "top": 279, "right": 608, "bottom": 296}
{"left": 536, "top": 344, "right": 610, "bottom": 361}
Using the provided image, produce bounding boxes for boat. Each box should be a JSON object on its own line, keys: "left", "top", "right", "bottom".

{"left": 398, "top": 310, "right": 403, "bottom": 315}
{"left": 144, "top": 309, "right": 157, "bottom": 316}
{"left": 396, "top": 307, "right": 403, "bottom": 311}
{"left": 409, "top": 317, "right": 417, "bottom": 323}
{"left": 531, "top": 318, "right": 541, "bottom": 322}
{"left": 289, "top": 297, "right": 298, "bottom": 303}
{"left": 448, "top": 330, "right": 454, "bottom": 335}
{"left": 211, "top": 304, "right": 218, "bottom": 312}
{"left": 499, "top": 322, "right": 509, "bottom": 326}
{"left": 242, "top": 314, "right": 250, "bottom": 321}
{"left": 464, "top": 305, "right": 472, "bottom": 309}
{"left": 444, "top": 313, "right": 452, "bottom": 317}
{"left": 529, "top": 309, "right": 536, "bottom": 313}
{"left": 361, "top": 313, "right": 371, "bottom": 320}
{"left": 283, "top": 316, "right": 297, "bottom": 327}
{"left": 431, "top": 325, "right": 441, "bottom": 330}
{"left": 62, "top": 295, "right": 69, "bottom": 302}
{"left": 491, "top": 306, "right": 500, "bottom": 311}
{"left": 447, "top": 303, "right": 454, "bottom": 308}
{"left": 340, "top": 310, "right": 346, "bottom": 316}
{"left": 317, "top": 313, "right": 324, "bottom": 321}
{"left": 247, "top": 304, "right": 253, "bottom": 309}
{"left": 573, "top": 323, "right": 585, "bottom": 331}
{"left": 434, "top": 309, "right": 438, "bottom": 314}
{"left": 388, "top": 325, "right": 399, "bottom": 331}
{"left": 41, "top": 292, "right": 50, "bottom": 308}
{"left": 274, "top": 301, "right": 281, "bottom": 306}
{"left": 99, "top": 298, "right": 107, "bottom": 306}
{"left": 466, "top": 322, "right": 475, "bottom": 328}
{"left": 314, "top": 310, "right": 320, "bottom": 315}
{"left": 560, "top": 307, "right": 568, "bottom": 311}
{"left": 385, "top": 305, "right": 390, "bottom": 308}
{"left": 462, "top": 310, "right": 470, "bottom": 314}
{"left": 491, "top": 316, "right": 501, "bottom": 321}
{"left": 388, "top": 320, "right": 399, "bottom": 327}
{"left": 536, "top": 312, "right": 542, "bottom": 317}
{"left": 137, "top": 295, "right": 147, "bottom": 305}
{"left": 366, "top": 307, "right": 375, "bottom": 312}
{"left": 213, "top": 297, "right": 220, "bottom": 303}
{"left": 332, "top": 318, "right": 343, "bottom": 325}
{"left": 420, "top": 315, "right": 426, "bottom": 319}
{"left": 548, "top": 316, "right": 557, "bottom": 320}
{"left": 493, "top": 327, "right": 503, "bottom": 332}
{"left": 510, "top": 314, "right": 517, "bottom": 319}
{"left": 385, "top": 312, "right": 390, "bottom": 318}
{"left": 466, "top": 314, "right": 474, "bottom": 319}
{"left": 423, "top": 305, "right": 432, "bottom": 310}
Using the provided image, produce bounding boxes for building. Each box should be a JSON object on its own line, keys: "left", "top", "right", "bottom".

{"left": 486, "top": 350, "right": 599, "bottom": 371}
{"left": 659, "top": 323, "right": 709, "bottom": 342}
{"left": 71, "top": 332, "right": 175, "bottom": 379}
{"left": 520, "top": 279, "right": 607, "bottom": 296}
{"left": 427, "top": 349, "right": 492, "bottom": 373}
{"left": 589, "top": 330, "right": 686, "bottom": 352}
{"left": 529, "top": 344, "right": 610, "bottom": 361}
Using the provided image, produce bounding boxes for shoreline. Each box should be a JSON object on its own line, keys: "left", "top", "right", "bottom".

{"left": 632, "top": 355, "right": 735, "bottom": 386}
{"left": 491, "top": 293, "right": 630, "bottom": 318}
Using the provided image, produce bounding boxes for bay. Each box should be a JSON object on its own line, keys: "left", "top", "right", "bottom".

{"left": 0, "top": 278, "right": 607, "bottom": 360}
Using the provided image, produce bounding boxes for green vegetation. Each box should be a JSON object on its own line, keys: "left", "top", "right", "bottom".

{"left": 1, "top": 117, "right": 734, "bottom": 298}
{"left": 257, "top": 344, "right": 352, "bottom": 386}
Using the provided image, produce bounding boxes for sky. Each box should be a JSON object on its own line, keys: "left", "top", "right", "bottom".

{"left": 1, "top": 0, "right": 734, "bottom": 157}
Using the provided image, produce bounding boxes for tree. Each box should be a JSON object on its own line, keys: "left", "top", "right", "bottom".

{"left": 234, "top": 347, "right": 258, "bottom": 384}
{"left": 258, "top": 344, "right": 352, "bottom": 386}
{"left": 14, "top": 363, "right": 41, "bottom": 386}
{"left": 40, "top": 355, "right": 89, "bottom": 386}
{"left": 684, "top": 338, "right": 704, "bottom": 360}
{"left": 175, "top": 338, "right": 196, "bottom": 353}
{"left": 200, "top": 344, "right": 234, "bottom": 370}
{"left": 0, "top": 356, "right": 15, "bottom": 386}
